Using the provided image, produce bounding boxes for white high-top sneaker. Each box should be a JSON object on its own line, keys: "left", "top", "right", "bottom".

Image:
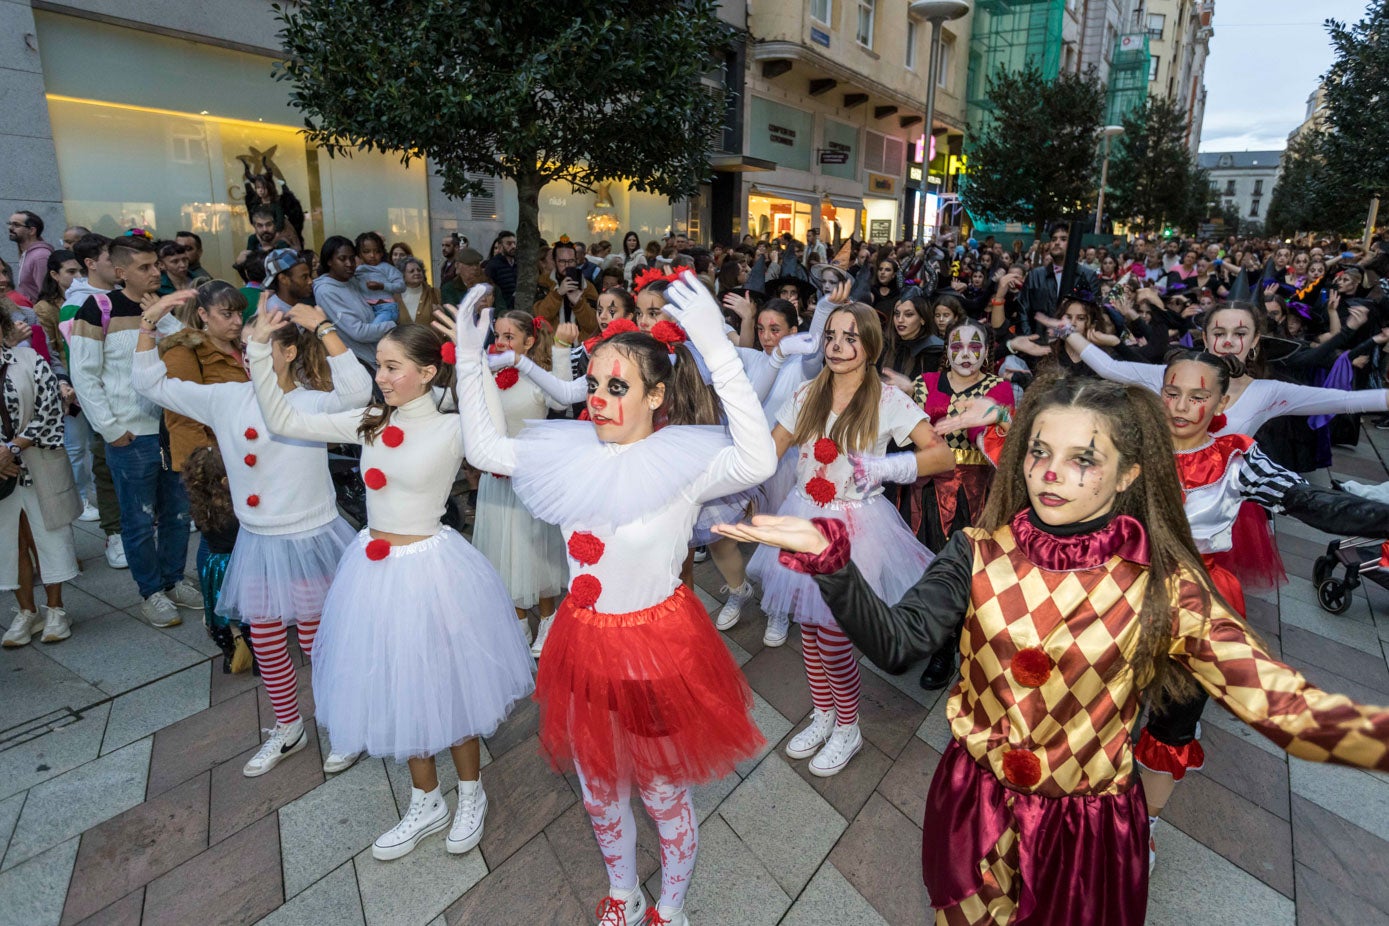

{"left": 785, "top": 709, "right": 835, "bottom": 760}
{"left": 373, "top": 787, "right": 449, "bottom": 860}
{"left": 2, "top": 608, "right": 42, "bottom": 648}
{"left": 763, "top": 611, "right": 790, "bottom": 647}
{"left": 242, "top": 719, "right": 307, "bottom": 777}
{"left": 809, "top": 723, "right": 863, "bottom": 778}
{"left": 647, "top": 905, "right": 690, "bottom": 926}
{"left": 715, "top": 581, "right": 752, "bottom": 631}
{"left": 531, "top": 612, "right": 556, "bottom": 658}
{"left": 594, "top": 886, "right": 648, "bottom": 925}
{"left": 446, "top": 779, "right": 488, "bottom": 854}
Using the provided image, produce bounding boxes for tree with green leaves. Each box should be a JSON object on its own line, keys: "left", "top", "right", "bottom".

{"left": 274, "top": 0, "right": 728, "bottom": 313}
{"left": 1264, "top": 130, "right": 1357, "bottom": 235}
{"left": 1104, "top": 95, "right": 1196, "bottom": 234}
{"left": 961, "top": 64, "right": 1105, "bottom": 242}
{"left": 1175, "top": 164, "right": 1217, "bottom": 235}
{"left": 1321, "top": 2, "right": 1389, "bottom": 225}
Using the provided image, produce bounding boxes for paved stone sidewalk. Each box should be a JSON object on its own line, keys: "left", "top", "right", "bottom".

{"left": 2, "top": 428, "right": 1387, "bottom": 925}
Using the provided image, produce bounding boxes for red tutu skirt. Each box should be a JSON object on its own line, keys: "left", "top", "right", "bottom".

{"left": 536, "top": 583, "right": 764, "bottom": 786}
{"left": 924, "top": 740, "right": 1149, "bottom": 925}
{"left": 1209, "top": 501, "right": 1286, "bottom": 592}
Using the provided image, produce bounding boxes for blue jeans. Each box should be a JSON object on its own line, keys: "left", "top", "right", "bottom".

{"left": 105, "top": 434, "right": 191, "bottom": 599}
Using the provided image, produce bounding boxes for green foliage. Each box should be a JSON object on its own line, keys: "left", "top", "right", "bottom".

{"left": 1104, "top": 95, "right": 1197, "bottom": 234}
{"left": 960, "top": 63, "right": 1106, "bottom": 240}
{"left": 273, "top": 0, "right": 728, "bottom": 311}
{"left": 1264, "top": 131, "right": 1359, "bottom": 235}
{"left": 1321, "top": 3, "right": 1389, "bottom": 197}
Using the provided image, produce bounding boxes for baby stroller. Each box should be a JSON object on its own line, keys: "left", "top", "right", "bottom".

{"left": 1312, "top": 538, "right": 1389, "bottom": 614}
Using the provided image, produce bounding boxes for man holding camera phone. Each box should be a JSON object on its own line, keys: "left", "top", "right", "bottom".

{"left": 535, "top": 240, "right": 599, "bottom": 339}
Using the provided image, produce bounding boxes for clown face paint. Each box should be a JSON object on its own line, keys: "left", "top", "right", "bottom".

{"left": 597, "top": 292, "right": 629, "bottom": 331}
{"left": 1205, "top": 308, "right": 1258, "bottom": 362}
{"left": 635, "top": 289, "right": 669, "bottom": 332}
{"left": 756, "top": 308, "right": 795, "bottom": 353}
{"left": 586, "top": 345, "right": 658, "bottom": 445}
{"left": 1024, "top": 408, "right": 1137, "bottom": 527}
{"left": 1161, "top": 360, "right": 1229, "bottom": 448}
{"left": 823, "top": 311, "right": 867, "bottom": 375}
{"left": 947, "top": 325, "right": 986, "bottom": 378}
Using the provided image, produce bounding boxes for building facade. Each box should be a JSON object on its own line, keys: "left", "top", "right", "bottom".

{"left": 1137, "top": 0, "right": 1214, "bottom": 151}
{"left": 1198, "top": 150, "right": 1282, "bottom": 227}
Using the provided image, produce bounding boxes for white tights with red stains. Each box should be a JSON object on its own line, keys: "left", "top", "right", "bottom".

{"left": 576, "top": 764, "right": 698, "bottom": 911}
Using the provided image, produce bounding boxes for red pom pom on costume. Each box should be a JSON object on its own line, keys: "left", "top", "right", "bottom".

{"left": 246, "top": 494, "right": 260, "bottom": 507}
{"left": 1381, "top": 542, "right": 1389, "bottom": 569}
{"left": 567, "top": 531, "right": 605, "bottom": 566}
{"left": 1011, "top": 647, "right": 1052, "bottom": 687}
{"left": 569, "top": 574, "right": 602, "bottom": 609}
{"left": 363, "top": 468, "right": 387, "bottom": 490}
{"left": 805, "top": 476, "right": 837, "bottom": 506}
{"left": 494, "top": 367, "right": 520, "bottom": 390}
{"left": 1207, "top": 413, "right": 1228, "bottom": 433}
{"left": 440, "top": 342, "right": 457, "bottom": 365}
{"left": 244, "top": 427, "right": 258, "bottom": 440}
{"left": 365, "top": 538, "right": 391, "bottom": 561}
{"left": 813, "top": 438, "right": 839, "bottom": 465}
{"left": 650, "top": 320, "right": 688, "bottom": 347}
{"left": 578, "top": 408, "right": 591, "bottom": 421}
{"left": 1001, "top": 749, "right": 1042, "bottom": 788}
{"left": 243, "top": 454, "right": 257, "bottom": 468}
{"left": 382, "top": 426, "right": 404, "bottom": 448}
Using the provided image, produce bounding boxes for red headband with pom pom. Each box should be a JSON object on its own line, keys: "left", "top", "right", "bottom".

{"left": 633, "top": 266, "right": 686, "bottom": 294}
{"left": 650, "top": 320, "right": 688, "bottom": 348}
{"left": 583, "top": 317, "right": 640, "bottom": 353}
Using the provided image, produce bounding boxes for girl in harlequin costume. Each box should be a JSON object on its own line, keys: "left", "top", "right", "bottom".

{"left": 443, "top": 276, "right": 775, "bottom": 926}
{"left": 471, "top": 308, "right": 569, "bottom": 656}
{"left": 1134, "top": 349, "right": 1389, "bottom": 865}
{"left": 747, "top": 302, "right": 954, "bottom": 777}
{"left": 243, "top": 310, "right": 534, "bottom": 862}
{"left": 132, "top": 296, "right": 372, "bottom": 779}
{"left": 716, "top": 375, "right": 1389, "bottom": 926}
{"left": 900, "top": 319, "right": 1016, "bottom": 693}
{"left": 1044, "top": 302, "right": 1389, "bottom": 593}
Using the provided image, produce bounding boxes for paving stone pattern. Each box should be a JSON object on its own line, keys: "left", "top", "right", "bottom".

{"left": 1, "top": 429, "right": 1387, "bottom": 925}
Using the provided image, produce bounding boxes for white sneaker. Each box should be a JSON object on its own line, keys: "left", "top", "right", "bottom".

{"left": 2, "top": 608, "right": 43, "bottom": 648}
{"left": 446, "top": 780, "right": 488, "bottom": 854}
{"left": 105, "top": 534, "right": 128, "bottom": 569}
{"left": 140, "top": 591, "right": 182, "bottom": 628}
{"left": 323, "top": 750, "right": 361, "bottom": 774}
{"left": 715, "top": 581, "right": 752, "bottom": 631}
{"left": 763, "top": 612, "right": 790, "bottom": 647}
{"left": 373, "top": 787, "right": 449, "bottom": 860}
{"left": 595, "top": 886, "right": 648, "bottom": 925}
{"left": 809, "top": 723, "right": 862, "bottom": 777}
{"left": 517, "top": 618, "right": 534, "bottom": 648}
{"left": 1148, "top": 816, "right": 1159, "bottom": 870}
{"left": 692, "top": 546, "right": 709, "bottom": 563}
{"left": 648, "top": 906, "right": 690, "bottom": 926}
{"left": 531, "top": 612, "right": 555, "bottom": 658}
{"left": 166, "top": 580, "right": 204, "bottom": 610}
{"left": 40, "top": 607, "right": 71, "bottom": 643}
{"left": 242, "top": 719, "right": 307, "bottom": 777}
{"left": 79, "top": 502, "right": 100, "bottom": 522}
{"left": 785, "top": 709, "right": 835, "bottom": 760}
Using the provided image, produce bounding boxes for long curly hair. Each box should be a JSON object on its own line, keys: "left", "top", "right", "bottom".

{"left": 978, "top": 374, "right": 1230, "bottom": 708}
{"left": 181, "top": 446, "right": 236, "bottom": 539}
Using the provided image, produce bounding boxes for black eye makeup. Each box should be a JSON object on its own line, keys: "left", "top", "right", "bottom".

{"left": 607, "top": 378, "right": 630, "bottom": 397}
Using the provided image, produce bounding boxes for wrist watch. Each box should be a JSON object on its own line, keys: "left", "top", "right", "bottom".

{"left": 4, "top": 441, "right": 20, "bottom": 459}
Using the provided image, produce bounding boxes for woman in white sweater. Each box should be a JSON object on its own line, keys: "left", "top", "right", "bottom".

{"left": 133, "top": 297, "right": 372, "bottom": 779}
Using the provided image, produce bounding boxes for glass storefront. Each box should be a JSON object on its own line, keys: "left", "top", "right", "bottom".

{"left": 502, "top": 180, "right": 678, "bottom": 249}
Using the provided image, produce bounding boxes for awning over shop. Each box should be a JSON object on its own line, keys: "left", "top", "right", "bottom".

{"left": 747, "top": 183, "right": 822, "bottom": 207}
{"left": 711, "top": 154, "right": 777, "bottom": 173}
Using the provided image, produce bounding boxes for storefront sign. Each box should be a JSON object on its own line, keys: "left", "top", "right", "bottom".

{"left": 749, "top": 97, "right": 813, "bottom": 172}
{"left": 867, "top": 173, "right": 896, "bottom": 196}
{"left": 818, "top": 149, "right": 848, "bottom": 165}
{"left": 821, "top": 119, "right": 859, "bottom": 180}
{"left": 909, "top": 166, "right": 923, "bottom": 182}
{"left": 869, "top": 219, "right": 893, "bottom": 244}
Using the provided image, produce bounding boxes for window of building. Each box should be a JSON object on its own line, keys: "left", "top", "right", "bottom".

{"left": 856, "top": 0, "right": 875, "bottom": 48}
{"left": 906, "top": 17, "right": 917, "bottom": 70}
{"left": 1224, "top": 179, "right": 1236, "bottom": 195}
{"left": 811, "top": 0, "right": 831, "bottom": 24}
{"left": 1148, "top": 55, "right": 1160, "bottom": 81}
{"left": 937, "top": 34, "right": 953, "bottom": 87}
{"left": 1147, "top": 13, "right": 1165, "bottom": 39}
{"left": 1253, "top": 179, "right": 1263, "bottom": 195}
{"left": 1249, "top": 199, "right": 1261, "bottom": 217}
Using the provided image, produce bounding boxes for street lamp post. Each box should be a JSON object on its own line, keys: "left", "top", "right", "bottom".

{"left": 909, "top": 1, "right": 972, "bottom": 247}
{"left": 1094, "top": 124, "right": 1125, "bottom": 236}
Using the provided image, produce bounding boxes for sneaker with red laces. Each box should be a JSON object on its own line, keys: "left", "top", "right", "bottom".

{"left": 645, "top": 906, "right": 690, "bottom": 926}
{"left": 596, "top": 887, "right": 647, "bottom": 925}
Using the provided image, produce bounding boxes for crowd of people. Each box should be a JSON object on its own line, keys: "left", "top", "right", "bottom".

{"left": 4, "top": 199, "right": 1389, "bottom": 925}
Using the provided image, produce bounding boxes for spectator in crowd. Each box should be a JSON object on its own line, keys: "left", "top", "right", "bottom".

{"left": 236, "top": 250, "right": 268, "bottom": 319}
{"left": 441, "top": 246, "right": 487, "bottom": 305}
{"left": 400, "top": 256, "right": 441, "bottom": 326}
{"left": 9, "top": 210, "right": 53, "bottom": 303}
{"left": 61, "top": 226, "right": 90, "bottom": 250}
{"left": 157, "top": 242, "right": 196, "bottom": 296}
{"left": 535, "top": 240, "right": 599, "bottom": 338}
{"left": 354, "top": 231, "right": 406, "bottom": 324}
{"left": 312, "top": 235, "right": 395, "bottom": 369}
{"left": 1018, "top": 223, "right": 1098, "bottom": 329}
{"left": 484, "top": 230, "right": 518, "bottom": 309}
{"left": 806, "top": 227, "right": 827, "bottom": 263}
{"left": 67, "top": 236, "right": 203, "bottom": 628}
{"left": 439, "top": 232, "right": 463, "bottom": 291}
{"left": 388, "top": 241, "right": 413, "bottom": 268}
{"left": 263, "top": 248, "right": 313, "bottom": 317}
{"left": 175, "top": 231, "right": 212, "bottom": 281}
{"left": 234, "top": 207, "right": 291, "bottom": 280}
{"left": 32, "top": 249, "right": 97, "bottom": 522}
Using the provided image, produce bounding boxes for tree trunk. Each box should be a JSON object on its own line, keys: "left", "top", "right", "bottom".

{"left": 513, "top": 169, "right": 544, "bottom": 315}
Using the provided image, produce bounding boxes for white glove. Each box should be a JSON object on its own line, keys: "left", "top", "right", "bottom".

{"left": 850, "top": 452, "right": 918, "bottom": 493}
{"left": 486, "top": 350, "right": 516, "bottom": 372}
{"left": 774, "top": 332, "right": 819, "bottom": 362}
{"left": 664, "top": 272, "right": 730, "bottom": 353}
{"left": 450, "top": 295, "right": 491, "bottom": 365}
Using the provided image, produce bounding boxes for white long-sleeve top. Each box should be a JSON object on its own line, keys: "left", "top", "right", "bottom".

{"left": 457, "top": 333, "right": 777, "bottom": 614}
{"left": 1078, "top": 343, "right": 1389, "bottom": 437}
{"left": 133, "top": 348, "right": 372, "bottom": 535}
{"left": 245, "top": 339, "right": 462, "bottom": 537}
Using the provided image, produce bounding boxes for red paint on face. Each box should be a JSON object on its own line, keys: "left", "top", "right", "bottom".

{"left": 1044, "top": 470, "right": 1059, "bottom": 483}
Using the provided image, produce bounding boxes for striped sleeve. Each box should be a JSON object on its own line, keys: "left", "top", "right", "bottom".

{"left": 1232, "top": 445, "right": 1304, "bottom": 512}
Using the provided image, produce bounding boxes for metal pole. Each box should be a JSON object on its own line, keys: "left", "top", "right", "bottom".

{"left": 1095, "top": 133, "right": 1112, "bottom": 236}
{"left": 917, "top": 18, "right": 944, "bottom": 246}
{"left": 1364, "top": 195, "right": 1381, "bottom": 251}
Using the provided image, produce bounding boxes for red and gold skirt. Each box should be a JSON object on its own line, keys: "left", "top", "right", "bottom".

{"left": 536, "top": 583, "right": 765, "bottom": 786}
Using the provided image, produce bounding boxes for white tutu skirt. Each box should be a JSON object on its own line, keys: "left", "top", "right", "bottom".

{"left": 472, "top": 473, "right": 567, "bottom": 609}
{"left": 312, "top": 528, "right": 536, "bottom": 762}
{"left": 692, "top": 488, "right": 760, "bottom": 548}
{"left": 748, "top": 490, "right": 934, "bottom": 629}
{"left": 215, "top": 518, "right": 356, "bottom": 626}
{"left": 756, "top": 450, "right": 799, "bottom": 515}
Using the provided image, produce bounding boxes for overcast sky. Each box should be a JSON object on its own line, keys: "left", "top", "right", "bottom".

{"left": 1198, "top": 0, "right": 1368, "bottom": 153}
